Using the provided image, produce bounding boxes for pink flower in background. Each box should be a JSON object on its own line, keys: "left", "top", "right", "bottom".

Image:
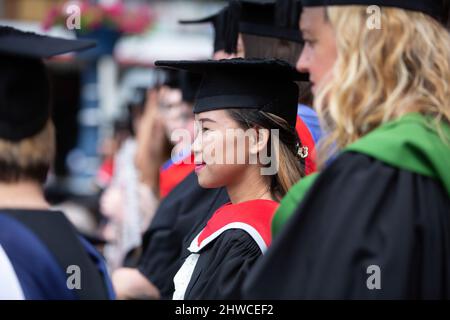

{"left": 118, "top": 6, "right": 153, "bottom": 34}
{"left": 42, "top": 0, "right": 154, "bottom": 34}
{"left": 101, "top": 2, "right": 125, "bottom": 19}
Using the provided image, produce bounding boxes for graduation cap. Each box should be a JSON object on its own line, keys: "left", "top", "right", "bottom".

{"left": 239, "top": 0, "right": 304, "bottom": 43}
{"left": 301, "top": 0, "right": 449, "bottom": 25}
{"left": 0, "top": 26, "right": 95, "bottom": 142}
{"left": 155, "top": 58, "right": 305, "bottom": 128}
{"left": 179, "top": 71, "right": 202, "bottom": 104}
{"left": 161, "top": 69, "right": 181, "bottom": 89}
{"left": 179, "top": 1, "right": 242, "bottom": 54}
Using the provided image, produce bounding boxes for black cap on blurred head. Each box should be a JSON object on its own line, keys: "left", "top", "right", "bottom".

{"left": 0, "top": 26, "right": 95, "bottom": 142}
{"left": 179, "top": 1, "right": 242, "bottom": 54}
{"left": 160, "top": 70, "right": 201, "bottom": 104}
{"left": 179, "top": 71, "right": 202, "bottom": 104}
{"left": 301, "top": 0, "right": 449, "bottom": 25}
{"left": 240, "top": 0, "right": 303, "bottom": 43}
{"left": 155, "top": 58, "right": 306, "bottom": 127}
{"left": 162, "top": 69, "right": 181, "bottom": 89}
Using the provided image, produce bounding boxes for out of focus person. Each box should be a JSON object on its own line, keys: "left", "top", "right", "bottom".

{"left": 100, "top": 89, "right": 159, "bottom": 271}
{"left": 0, "top": 27, "right": 114, "bottom": 300}
{"left": 179, "top": 0, "right": 244, "bottom": 59}
{"left": 239, "top": 0, "right": 321, "bottom": 174}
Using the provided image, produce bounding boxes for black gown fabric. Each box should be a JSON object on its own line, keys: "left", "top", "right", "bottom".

{"left": 183, "top": 229, "right": 262, "bottom": 300}
{"left": 243, "top": 152, "right": 450, "bottom": 299}
{"left": 0, "top": 209, "right": 112, "bottom": 299}
{"left": 138, "top": 172, "right": 229, "bottom": 299}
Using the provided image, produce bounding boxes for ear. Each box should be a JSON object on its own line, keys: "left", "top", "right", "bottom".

{"left": 249, "top": 128, "right": 270, "bottom": 155}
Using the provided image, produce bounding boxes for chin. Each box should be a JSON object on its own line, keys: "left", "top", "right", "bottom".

{"left": 197, "top": 172, "right": 223, "bottom": 189}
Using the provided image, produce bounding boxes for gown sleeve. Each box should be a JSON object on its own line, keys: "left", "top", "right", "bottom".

{"left": 243, "top": 152, "right": 450, "bottom": 299}
{"left": 185, "top": 229, "right": 262, "bottom": 300}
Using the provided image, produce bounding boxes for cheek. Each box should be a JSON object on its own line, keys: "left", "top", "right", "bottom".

{"left": 308, "top": 48, "right": 335, "bottom": 90}
{"left": 197, "top": 163, "right": 245, "bottom": 189}
{"left": 317, "top": 38, "right": 338, "bottom": 85}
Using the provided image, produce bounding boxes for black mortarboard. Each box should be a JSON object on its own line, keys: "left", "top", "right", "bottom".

{"left": 240, "top": 0, "right": 303, "bottom": 43}
{"left": 179, "top": 1, "right": 242, "bottom": 53}
{"left": 179, "top": 71, "right": 202, "bottom": 104}
{"left": 155, "top": 58, "right": 305, "bottom": 127}
{"left": 301, "top": 0, "right": 449, "bottom": 25}
{"left": 162, "top": 69, "right": 181, "bottom": 89}
{"left": 0, "top": 26, "right": 95, "bottom": 142}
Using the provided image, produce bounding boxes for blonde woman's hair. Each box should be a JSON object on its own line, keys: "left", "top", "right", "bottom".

{"left": 0, "top": 120, "right": 55, "bottom": 184}
{"left": 315, "top": 6, "right": 450, "bottom": 167}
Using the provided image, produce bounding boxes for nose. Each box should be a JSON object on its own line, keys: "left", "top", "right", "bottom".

{"left": 296, "top": 48, "right": 309, "bottom": 74}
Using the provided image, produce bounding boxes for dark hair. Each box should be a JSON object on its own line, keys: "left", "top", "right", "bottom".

{"left": 242, "top": 33, "right": 313, "bottom": 106}
{"left": 227, "top": 108, "right": 305, "bottom": 200}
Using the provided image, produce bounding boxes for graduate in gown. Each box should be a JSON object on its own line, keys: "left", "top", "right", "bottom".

{"left": 0, "top": 26, "right": 114, "bottom": 299}
{"left": 112, "top": 3, "right": 243, "bottom": 299}
{"left": 243, "top": 0, "right": 450, "bottom": 299}
{"left": 238, "top": 0, "right": 322, "bottom": 174}
{"left": 155, "top": 58, "right": 308, "bottom": 300}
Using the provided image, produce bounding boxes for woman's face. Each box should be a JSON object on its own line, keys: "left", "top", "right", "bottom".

{"left": 192, "top": 109, "right": 253, "bottom": 189}
{"left": 296, "top": 7, "right": 338, "bottom": 95}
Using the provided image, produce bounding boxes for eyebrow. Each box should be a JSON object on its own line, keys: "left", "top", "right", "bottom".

{"left": 198, "top": 117, "right": 217, "bottom": 124}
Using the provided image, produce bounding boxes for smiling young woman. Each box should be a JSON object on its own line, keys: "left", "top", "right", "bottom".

{"left": 156, "top": 58, "right": 306, "bottom": 299}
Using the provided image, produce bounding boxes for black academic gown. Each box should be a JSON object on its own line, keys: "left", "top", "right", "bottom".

{"left": 138, "top": 172, "right": 229, "bottom": 299}
{"left": 0, "top": 209, "right": 113, "bottom": 300}
{"left": 181, "top": 229, "right": 262, "bottom": 300}
{"left": 173, "top": 200, "right": 278, "bottom": 300}
{"left": 243, "top": 152, "right": 450, "bottom": 299}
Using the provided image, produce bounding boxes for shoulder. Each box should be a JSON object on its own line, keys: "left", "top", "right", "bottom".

{"left": 191, "top": 200, "right": 278, "bottom": 254}
{"left": 217, "top": 229, "right": 261, "bottom": 248}
{"left": 0, "top": 213, "right": 76, "bottom": 299}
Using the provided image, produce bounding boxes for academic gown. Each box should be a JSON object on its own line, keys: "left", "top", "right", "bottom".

{"left": 173, "top": 200, "right": 278, "bottom": 300}
{"left": 138, "top": 171, "right": 230, "bottom": 299}
{"left": 0, "top": 209, "right": 114, "bottom": 300}
{"left": 243, "top": 113, "right": 450, "bottom": 299}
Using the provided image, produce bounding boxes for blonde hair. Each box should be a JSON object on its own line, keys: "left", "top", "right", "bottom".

{"left": 315, "top": 6, "right": 450, "bottom": 167}
{"left": 0, "top": 121, "right": 55, "bottom": 184}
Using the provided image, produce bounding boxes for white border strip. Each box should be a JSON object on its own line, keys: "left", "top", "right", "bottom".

{"left": 188, "top": 222, "right": 268, "bottom": 254}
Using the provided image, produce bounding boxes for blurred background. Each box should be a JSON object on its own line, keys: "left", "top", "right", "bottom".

{"left": 0, "top": 0, "right": 229, "bottom": 262}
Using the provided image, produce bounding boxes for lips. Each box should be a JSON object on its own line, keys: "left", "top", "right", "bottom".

{"left": 195, "top": 163, "right": 206, "bottom": 173}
